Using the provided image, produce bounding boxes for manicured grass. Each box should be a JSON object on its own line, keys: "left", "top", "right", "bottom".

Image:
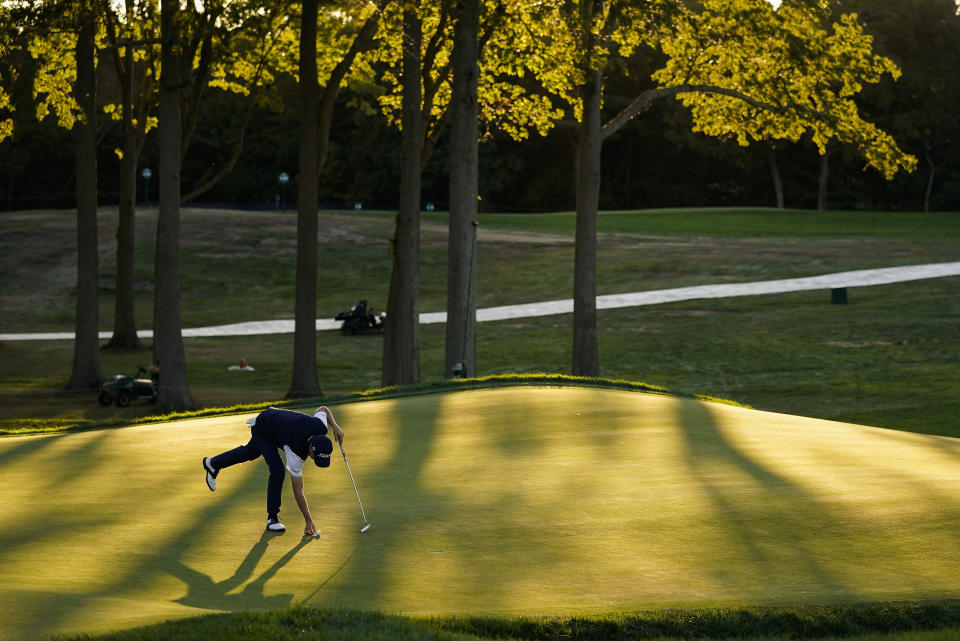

{"left": 5, "top": 387, "right": 960, "bottom": 641}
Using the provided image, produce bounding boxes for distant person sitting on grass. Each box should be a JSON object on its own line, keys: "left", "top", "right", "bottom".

{"left": 203, "top": 406, "right": 345, "bottom": 535}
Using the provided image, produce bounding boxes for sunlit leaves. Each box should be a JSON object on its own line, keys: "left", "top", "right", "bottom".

{"left": 208, "top": 6, "right": 295, "bottom": 109}
{"left": 0, "top": 90, "right": 13, "bottom": 141}
{"left": 0, "top": 25, "right": 13, "bottom": 142}
{"left": 29, "top": 28, "right": 81, "bottom": 129}
{"left": 649, "top": 0, "right": 916, "bottom": 178}
{"left": 370, "top": 0, "right": 571, "bottom": 143}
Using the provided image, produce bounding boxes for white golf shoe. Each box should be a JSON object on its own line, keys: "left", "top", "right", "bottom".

{"left": 203, "top": 457, "right": 218, "bottom": 491}
{"left": 266, "top": 517, "right": 286, "bottom": 532}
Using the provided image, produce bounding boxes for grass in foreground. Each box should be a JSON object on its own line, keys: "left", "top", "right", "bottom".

{"left": 50, "top": 603, "right": 960, "bottom": 641}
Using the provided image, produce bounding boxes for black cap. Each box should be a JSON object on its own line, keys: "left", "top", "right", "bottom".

{"left": 310, "top": 434, "right": 333, "bottom": 468}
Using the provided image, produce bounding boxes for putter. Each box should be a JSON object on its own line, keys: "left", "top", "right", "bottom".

{"left": 339, "top": 442, "right": 371, "bottom": 532}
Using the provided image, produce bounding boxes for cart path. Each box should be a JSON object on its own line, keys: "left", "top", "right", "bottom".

{"left": 3, "top": 261, "right": 959, "bottom": 341}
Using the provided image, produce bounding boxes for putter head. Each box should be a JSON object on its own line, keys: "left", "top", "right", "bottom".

{"left": 360, "top": 523, "right": 372, "bottom": 533}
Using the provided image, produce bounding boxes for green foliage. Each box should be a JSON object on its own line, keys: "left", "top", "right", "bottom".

{"left": 369, "top": 0, "right": 568, "bottom": 143}
{"left": 0, "top": 8, "right": 13, "bottom": 142}
{"left": 13, "top": 0, "right": 301, "bottom": 146}
{"left": 654, "top": 0, "right": 916, "bottom": 179}
{"left": 28, "top": 24, "right": 81, "bottom": 129}
{"left": 507, "top": 0, "right": 916, "bottom": 181}
{"left": 100, "top": 0, "right": 160, "bottom": 137}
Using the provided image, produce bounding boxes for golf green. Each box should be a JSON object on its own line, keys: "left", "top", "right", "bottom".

{"left": 2, "top": 386, "right": 960, "bottom": 641}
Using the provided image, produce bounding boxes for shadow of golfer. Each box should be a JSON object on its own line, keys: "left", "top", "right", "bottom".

{"left": 167, "top": 531, "right": 314, "bottom": 612}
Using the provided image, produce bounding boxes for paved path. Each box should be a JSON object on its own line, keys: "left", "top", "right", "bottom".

{"left": 3, "top": 261, "right": 959, "bottom": 342}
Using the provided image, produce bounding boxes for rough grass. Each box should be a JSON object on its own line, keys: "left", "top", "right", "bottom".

{"left": 2, "top": 207, "right": 959, "bottom": 435}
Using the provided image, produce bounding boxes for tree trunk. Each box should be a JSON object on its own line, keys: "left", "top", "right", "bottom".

{"left": 923, "top": 145, "right": 938, "bottom": 213}
{"left": 382, "top": 8, "right": 422, "bottom": 386}
{"left": 768, "top": 146, "right": 784, "bottom": 209}
{"left": 107, "top": 42, "right": 142, "bottom": 349}
{"left": 67, "top": 2, "right": 103, "bottom": 391}
{"left": 154, "top": 0, "right": 194, "bottom": 411}
{"left": 817, "top": 149, "right": 831, "bottom": 211}
{"left": 572, "top": 0, "right": 602, "bottom": 378}
{"left": 288, "top": 0, "right": 322, "bottom": 398}
{"left": 444, "top": 0, "right": 480, "bottom": 379}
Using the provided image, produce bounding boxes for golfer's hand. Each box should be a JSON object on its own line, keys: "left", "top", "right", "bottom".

{"left": 333, "top": 425, "right": 344, "bottom": 445}
{"left": 304, "top": 520, "right": 317, "bottom": 536}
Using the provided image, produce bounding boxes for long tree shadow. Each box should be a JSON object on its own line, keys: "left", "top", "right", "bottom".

{"left": 840, "top": 426, "right": 960, "bottom": 562}
{"left": 0, "top": 430, "right": 114, "bottom": 561}
{"left": 166, "top": 530, "right": 314, "bottom": 611}
{"left": 0, "top": 431, "right": 63, "bottom": 468}
{"left": 676, "top": 398, "right": 853, "bottom": 599}
{"left": 301, "top": 389, "right": 598, "bottom": 613}
{"left": 5, "top": 430, "right": 278, "bottom": 641}
{"left": 302, "top": 395, "right": 444, "bottom": 609}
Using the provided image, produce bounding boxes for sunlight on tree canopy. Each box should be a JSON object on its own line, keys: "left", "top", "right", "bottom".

{"left": 515, "top": 0, "right": 916, "bottom": 180}
{"left": 369, "top": 0, "right": 569, "bottom": 143}
{"left": 655, "top": 0, "right": 916, "bottom": 178}
{"left": 0, "top": 39, "right": 12, "bottom": 141}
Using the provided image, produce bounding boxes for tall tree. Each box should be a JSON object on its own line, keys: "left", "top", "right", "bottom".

{"left": 371, "top": 0, "right": 564, "bottom": 382}
{"left": 444, "top": 0, "right": 481, "bottom": 379}
{"left": 288, "top": 0, "right": 321, "bottom": 397}
{"left": 66, "top": 0, "right": 103, "bottom": 391}
{"left": 541, "top": 0, "right": 916, "bottom": 376}
{"left": 382, "top": 4, "right": 423, "bottom": 386}
{"left": 154, "top": 0, "right": 194, "bottom": 410}
{"left": 101, "top": 1, "right": 294, "bottom": 351}
{"left": 288, "top": 0, "right": 382, "bottom": 396}
{"left": 9, "top": 0, "right": 106, "bottom": 389}
{"left": 571, "top": 0, "right": 604, "bottom": 376}
{"left": 102, "top": 0, "right": 159, "bottom": 349}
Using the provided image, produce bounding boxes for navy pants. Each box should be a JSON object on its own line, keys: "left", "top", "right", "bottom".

{"left": 210, "top": 425, "right": 286, "bottom": 519}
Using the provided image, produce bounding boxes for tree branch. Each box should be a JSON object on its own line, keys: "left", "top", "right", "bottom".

{"left": 181, "top": 94, "right": 255, "bottom": 202}
{"left": 600, "top": 83, "right": 820, "bottom": 141}
{"left": 317, "top": 2, "right": 385, "bottom": 173}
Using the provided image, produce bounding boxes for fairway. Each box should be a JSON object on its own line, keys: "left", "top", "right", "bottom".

{"left": 3, "top": 387, "right": 960, "bottom": 641}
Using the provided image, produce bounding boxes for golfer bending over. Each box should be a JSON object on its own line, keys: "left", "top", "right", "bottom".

{"left": 203, "top": 406, "right": 345, "bottom": 534}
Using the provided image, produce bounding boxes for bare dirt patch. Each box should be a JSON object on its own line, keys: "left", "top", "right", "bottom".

{"left": 421, "top": 222, "right": 574, "bottom": 245}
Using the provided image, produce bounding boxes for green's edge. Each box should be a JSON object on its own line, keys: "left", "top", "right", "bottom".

{"left": 0, "top": 374, "right": 751, "bottom": 437}
{"left": 50, "top": 599, "right": 960, "bottom": 641}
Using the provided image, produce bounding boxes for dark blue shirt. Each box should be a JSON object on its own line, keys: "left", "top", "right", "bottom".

{"left": 255, "top": 407, "right": 328, "bottom": 461}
